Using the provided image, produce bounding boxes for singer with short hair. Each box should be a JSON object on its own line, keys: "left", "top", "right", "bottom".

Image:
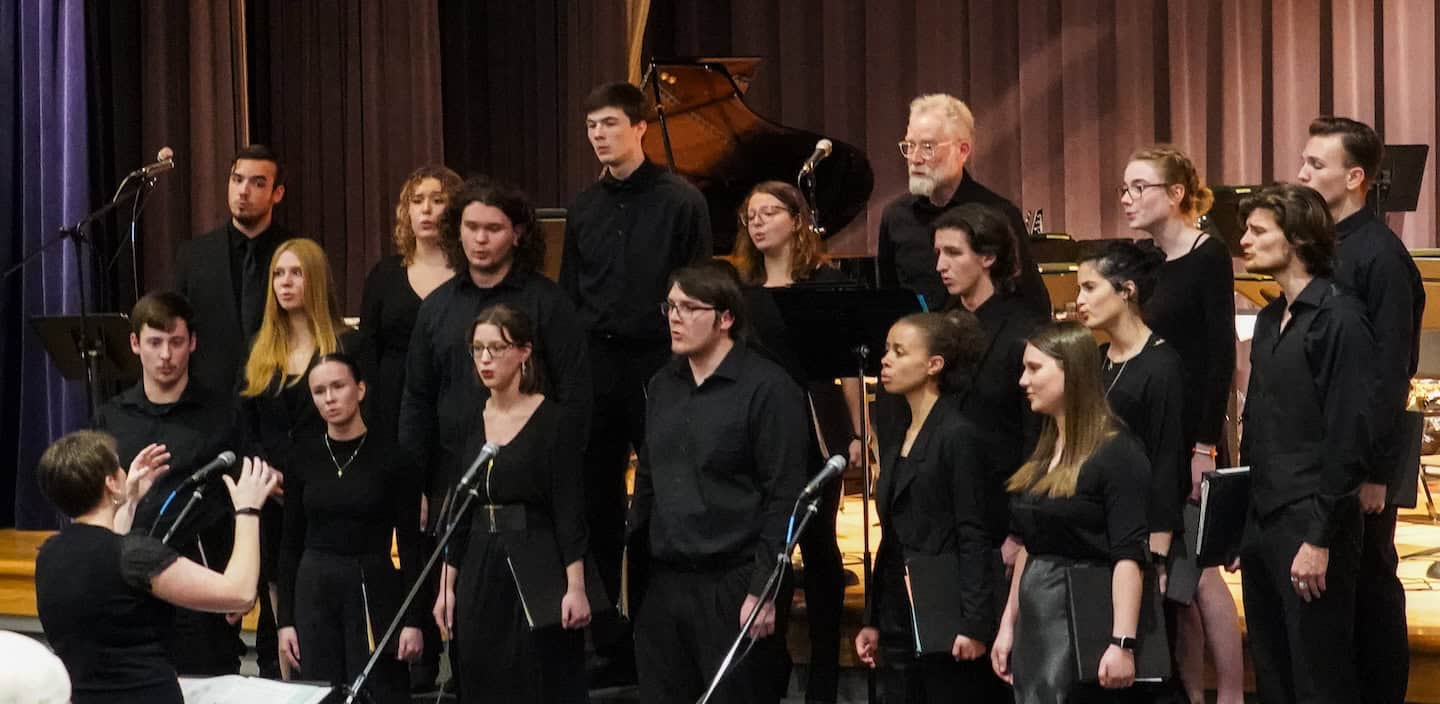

{"left": 275, "top": 353, "right": 422, "bottom": 704}
{"left": 94, "top": 290, "right": 247, "bottom": 675}
{"left": 35, "top": 430, "right": 279, "bottom": 704}
{"left": 628, "top": 262, "right": 806, "bottom": 704}
{"left": 853, "top": 309, "right": 1002, "bottom": 702}
{"left": 432, "top": 303, "right": 592, "bottom": 703}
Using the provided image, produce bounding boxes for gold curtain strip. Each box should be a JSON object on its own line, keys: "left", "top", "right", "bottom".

{"left": 625, "top": 0, "right": 651, "bottom": 86}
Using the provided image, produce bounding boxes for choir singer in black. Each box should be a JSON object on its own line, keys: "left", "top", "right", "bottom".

{"left": 628, "top": 262, "right": 806, "bottom": 704}
{"left": 1236, "top": 183, "right": 1373, "bottom": 704}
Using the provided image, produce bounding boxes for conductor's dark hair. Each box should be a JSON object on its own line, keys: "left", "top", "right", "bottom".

{"left": 583, "top": 82, "right": 650, "bottom": 124}
{"left": 667, "top": 260, "right": 748, "bottom": 340}
{"left": 231, "top": 144, "right": 284, "bottom": 187}
{"left": 440, "top": 176, "right": 543, "bottom": 275}
{"left": 130, "top": 290, "right": 195, "bottom": 336}
{"left": 1078, "top": 240, "right": 1168, "bottom": 305}
{"left": 37, "top": 430, "right": 120, "bottom": 518}
{"left": 931, "top": 203, "right": 1020, "bottom": 291}
{"left": 1309, "top": 116, "right": 1384, "bottom": 188}
{"left": 895, "top": 309, "right": 987, "bottom": 394}
{"left": 1239, "top": 183, "right": 1336, "bottom": 277}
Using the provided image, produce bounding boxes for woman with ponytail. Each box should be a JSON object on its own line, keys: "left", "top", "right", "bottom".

{"left": 1121, "top": 146, "right": 1241, "bottom": 703}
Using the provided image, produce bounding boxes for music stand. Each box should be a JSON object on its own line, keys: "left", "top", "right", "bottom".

{"left": 1375, "top": 144, "right": 1429, "bottom": 214}
{"left": 29, "top": 314, "right": 140, "bottom": 411}
{"left": 766, "top": 284, "right": 924, "bottom": 704}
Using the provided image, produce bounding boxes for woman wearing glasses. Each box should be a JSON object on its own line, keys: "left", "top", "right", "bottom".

{"left": 1120, "top": 145, "right": 1241, "bottom": 704}
{"left": 731, "top": 180, "right": 861, "bottom": 702}
{"left": 433, "top": 304, "right": 591, "bottom": 703}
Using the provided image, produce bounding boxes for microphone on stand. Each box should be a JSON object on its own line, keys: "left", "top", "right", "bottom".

{"left": 130, "top": 147, "right": 176, "bottom": 180}
{"left": 800, "top": 454, "right": 848, "bottom": 499}
{"left": 457, "top": 443, "right": 501, "bottom": 492}
{"left": 176, "top": 451, "right": 237, "bottom": 490}
{"left": 798, "top": 139, "right": 833, "bottom": 177}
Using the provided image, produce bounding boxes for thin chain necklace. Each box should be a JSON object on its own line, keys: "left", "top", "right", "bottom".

{"left": 1103, "top": 357, "right": 1129, "bottom": 398}
{"left": 324, "top": 432, "right": 367, "bottom": 477}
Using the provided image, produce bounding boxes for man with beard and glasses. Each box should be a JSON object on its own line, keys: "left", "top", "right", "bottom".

{"left": 878, "top": 94, "right": 1049, "bottom": 315}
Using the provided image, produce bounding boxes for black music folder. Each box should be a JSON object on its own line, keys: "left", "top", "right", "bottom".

{"left": 1195, "top": 466, "right": 1251, "bottom": 567}
{"left": 1065, "top": 565, "right": 1170, "bottom": 684}
{"left": 505, "top": 547, "right": 613, "bottom": 631}
{"left": 903, "top": 553, "right": 968, "bottom": 655}
{"left": 1162, "top": 503, "right": 1203, "bottom": 606}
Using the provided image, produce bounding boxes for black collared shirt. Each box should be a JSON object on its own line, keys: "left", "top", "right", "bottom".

{"left": 1333, "top": 208, "right": 1425, "bottom": 485}
{"left": 1241, "top": 277, "right": 1375, "bottom": 546}
{"left": 877, "top": 170, "right": 1051, "bottom": 315}
{"left": 560, "top": 159, "right": 712, "bottom": 343}
{"left": 399, "top": 269, "right": 592, "bottom": 500}
{"left": 94, "top": 381, "right": 241, "bottom": 561}
{"left": 628, "top": 343, "right": 807, "bottom": 596}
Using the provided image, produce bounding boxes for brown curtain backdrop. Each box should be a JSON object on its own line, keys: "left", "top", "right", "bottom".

{"left": 648, "top": 0, "right": 1440, "bottom": 254}
{"left": 247, "top": 0, "right": 445, "bottom": 314}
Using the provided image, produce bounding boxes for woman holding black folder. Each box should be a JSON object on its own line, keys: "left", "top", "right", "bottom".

{"left": 432, "top": 303, "right": 591, "bottom": 703}
{"left": 990, "top": 322, "right": 1152, "bottom": 702}
{"left": 854, "top": 309, "right": 1002, "bottom": 702}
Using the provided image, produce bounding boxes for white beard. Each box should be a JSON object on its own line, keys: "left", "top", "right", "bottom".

{"left": 908, "top": 174, "right": 937, "bottom": 197}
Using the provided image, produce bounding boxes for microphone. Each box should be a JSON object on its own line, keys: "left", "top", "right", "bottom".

{"left": 800, "top": 454, "right": 848, "bottom": 499}
{"left": 798, "top": 138, "right": 833, "bottom": 176}
{"left": 130, "top": 147, "right": 176, "bottom": 179}
{"left": 457, "top": 443, "right": 501, "bottom": 492}
{"left": 177, "top": 451, "right": 237, "bottom": 490}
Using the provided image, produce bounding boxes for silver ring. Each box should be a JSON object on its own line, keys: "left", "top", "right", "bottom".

{"left": 1297, "top": 581, "right": 1308, "bottom": 589}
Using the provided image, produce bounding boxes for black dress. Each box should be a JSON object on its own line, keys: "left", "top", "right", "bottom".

{"left": 448, "top": 398, "right": 589, "bottom": 703}
{"left": 35, "top": 523, "right": 184, "bottom": 704}
{"left": 276, "top": 432, "right": 422, "bottom": 703}
{"left": 360, "top": 255, "right": 449, "bottom": 444}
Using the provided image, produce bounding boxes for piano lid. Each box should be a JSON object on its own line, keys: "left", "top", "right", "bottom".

{"left": 641, "top": 58, "right": 874, "bottom": 254}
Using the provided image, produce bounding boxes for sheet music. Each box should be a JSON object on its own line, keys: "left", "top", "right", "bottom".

{"left": 179, "top": 674, "right": 333, "bottom": 704}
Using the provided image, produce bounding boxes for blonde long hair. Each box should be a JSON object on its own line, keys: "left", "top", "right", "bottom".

{"left": 241, "top": 238, "right": 347, "bottom": 397}
{"left": 1006, "top": 322, "right": 1117, "bottom": 498}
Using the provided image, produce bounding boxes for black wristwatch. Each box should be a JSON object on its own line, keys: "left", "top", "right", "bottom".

{"left": 1109, "top": 635, "right": 1137, "bottom": 651}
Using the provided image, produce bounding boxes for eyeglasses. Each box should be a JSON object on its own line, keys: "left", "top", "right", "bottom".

{"left": 743, "top": 205, "right": 793, "bottom": 224}
{"left": 897, "top": 140, "right": 957, "bottom": 159}
{"left": 659, "top": 301, "right": 716, "bottom": 319}
{"left": 470, "top": 342, "right": 514, "bottom": 359}
{"left": 1117, "top": 182, "right": 1171, "bottom": 200}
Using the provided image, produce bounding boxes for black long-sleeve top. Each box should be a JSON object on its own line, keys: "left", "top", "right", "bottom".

{"left": 1100, "top": 336, "right": 1187, "bottom": 534}
{"left": 955, "top": 291, "right": 1048, "bottom": 544}
{"left": 359, "top": 255, "right": 451, "bottom": 444}
{"left": 1241, "top": 277, "right": 1375, "bottom": 547}
{"left": 444, "top": 398, "right": 588, "bottom": 570}
{"left": 1332, "top": 208, "right": 1424, "bottom": 485}
{"left": 398, "top": 270, "right": 591, "bottom": 503}
{"left": 1009, "top": 432, "right": 1151, "bottom": 565}
{"left": 868, "top": 400, "right": 998, "bottom": 643}
{"left": 559, "top": 159, "right": 712, "bottom": 344}
{"left": 1141, "top": 236, "right": 1236, "bottom": 447}
{"left": 877, "top": 171, "right": 1051, "bottom": 316}
{"left": 628, "top": 343, "right": 808, "bottom": 597}
{"left": 276, "top": 432, "right": 423, "bottom": 628}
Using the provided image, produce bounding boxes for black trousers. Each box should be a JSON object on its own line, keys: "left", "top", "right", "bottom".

{"left": 1240, "top": 499, "right": 1362, "bottom": 704}
{"left": 635, "top": 563, "right": 786, "bottom": 704}
{"left": 796, "top": 472, "right": 845, "bottom": 702}
{"left": 1355, "top": 505, "right": 1408, "bottom": 704}
{"left": 293, "top": 550, "right": 409, "bottom": 704}
{"left": 167, "top": 608, "right": 243, "bottom": 675}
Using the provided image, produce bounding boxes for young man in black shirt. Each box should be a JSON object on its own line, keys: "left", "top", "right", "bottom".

{"left": 1236, "top": 183, "right": 1374, "bottom": 704}
{"left": 94, "top": 291, "right": 246, "bottom": 675}
{"left": 1296, "top": 117, "right": 1421, "bottom": 704}
{"left": 629, "top": 262, "right": 807, "bottom": 704}
{"left": 175, "top": 145, "right": 292, "bottom": 398}
{"left": 559, "top": 81, "right": 712, "bottom": 677}
{"left": 878, "top": 93, "right": 1049, "bottom": 315}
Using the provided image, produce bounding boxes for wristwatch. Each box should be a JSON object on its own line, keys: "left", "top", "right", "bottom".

{"left": 1109, "top": 635, "right": 1137, "bottom": 651}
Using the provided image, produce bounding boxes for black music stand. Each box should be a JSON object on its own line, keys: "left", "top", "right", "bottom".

{"left": 1375, "top": 144, "right": 1429, "bottom": 214}
{"left": 766, "top": 284, "right": 924, "bottom": 704}
{"left": 29, "top": 314, "right": 140, "bottom": 411}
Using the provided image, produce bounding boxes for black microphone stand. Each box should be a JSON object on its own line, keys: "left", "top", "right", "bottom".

{"left": 853, "top": 343, "right": 878, "bottom": 703}
{"left": 797, "top": 162, "right": 825, "bottom": 237}
{"left": 695, "top": 487, "right": 824, "bottom": 704}
{"left": 161, "top": 483, "right": 207, "bottom": 544}
{"left": 340, "top": 479, "right": 484, "bottom": 704}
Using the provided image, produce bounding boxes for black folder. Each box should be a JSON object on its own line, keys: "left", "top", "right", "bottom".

{"left": 1162, "top": 503, "right": 1203, "bottom": 606}
{"left": 1195, "top": 466, "right": 1251, "bottom": 567}
{"left": 1065, "top": 564, "right": 1170, "bottom": 683}
{"left": 505, "top": 546, "right": 613, "bottom": 631}
{"left": 903, "top": 552, "right": 968, "bottom": 655}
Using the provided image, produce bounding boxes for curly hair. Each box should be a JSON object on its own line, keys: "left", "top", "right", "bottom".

{"left": 392, "top": 164, "right": 462, "bottom": 265}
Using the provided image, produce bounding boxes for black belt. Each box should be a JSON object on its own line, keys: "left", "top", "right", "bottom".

{"left": 479, "top": 503, "right": 527, "bottom": 533}
{"left": 655, "top": 552, "right": 749, "bottom": 573}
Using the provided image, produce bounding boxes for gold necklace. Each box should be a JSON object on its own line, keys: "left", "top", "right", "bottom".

{"left": 324, "top": 433, "right": 367, "bottom": 477}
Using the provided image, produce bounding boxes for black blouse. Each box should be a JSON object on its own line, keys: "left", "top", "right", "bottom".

{"left": 1100, "top": 336, "right": 1187, "bottom": 534}
{"left": 241, "top": 329, "right": 364, "bottom": 467}
{"left": 35, "top": 524, "right": 181, "bottom": 700}
{"left": 359, "top": 255, "right": 450, "bottom": 443}
{"left": 277, "top": 433, "right": 424, "bottom": 627}
{"left": 1009, "top": 432, "right": 1150, "bottom": 565}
